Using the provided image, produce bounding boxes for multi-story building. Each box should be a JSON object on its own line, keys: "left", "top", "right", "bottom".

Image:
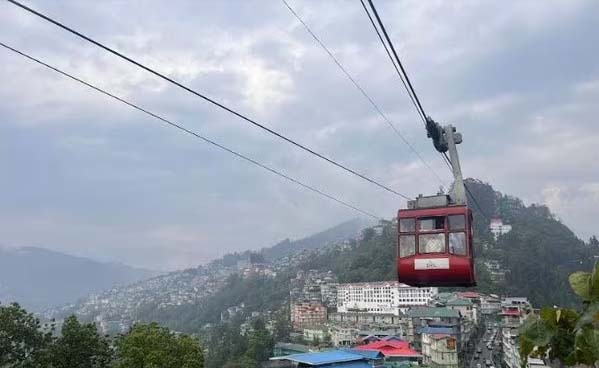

{"left": 405, "top": 307, "right": 461, "bottom": 351}
{"left": 291, "top": 301, "right": 327, "bottom": 329}
{"left": 337, "top": 281, "right": 437, "bottom": 316}
{"left": 330, "top": 325, "right": 359, "bottom": 347}
{"left": 328, "top": 311, "right": 404, "bottom": 326}
{"left": 421, "top": 333, "right": 458, "bottom": 368}
{"left": 490, "top": 218, "right": 512, "bottom": 240}
{"left": 484, "top": 260, "right": 507, "bottom": 283}
{"left": 481, "top": 294, "right": 501, "bottom": 315}
{"left": 303, "top": 326, "right": 329, "bottom": 344}
{"left": 500, "top": 297, "right": 532, "bottom": 368}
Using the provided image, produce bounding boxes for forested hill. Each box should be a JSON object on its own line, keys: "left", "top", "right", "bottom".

{"left": 188, "top": 179, "right": 599, "bottom": 331}
{"left": 464, "top": 179, "right": 599, "bottom": 307}
{"left": 63, "top": 179, "right": 599, "bottom": 335}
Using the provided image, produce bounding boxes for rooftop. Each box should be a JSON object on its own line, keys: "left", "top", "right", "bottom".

{"left": 406, "top": 307, "right": 460, "bottom": 318}
{"left": 355, "top": 340, "right": 421, "bottom": 358}
{"left": 446, "top": 298, "right": 473, "bottom": 307}
{"left": 270, "top": 350, "right": 367, "bottom": 366}
{"left": 420, "top": 326, "right": 456, "bottom": 335}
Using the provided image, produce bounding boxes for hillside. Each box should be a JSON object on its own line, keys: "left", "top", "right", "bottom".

{"left": 51, "top": 218, "right": 372, "bottom": 327}
{"left": 190, "top": 179, "right": 599, "bottom": 330}
{"left": 260, "top": 218, "right": 373, "bottom": 261}
{"left": 53, "top": 180, "right": 599, "bottom": 333}
{"left": 0, "top": 246, "right": 159, "bottom": 311}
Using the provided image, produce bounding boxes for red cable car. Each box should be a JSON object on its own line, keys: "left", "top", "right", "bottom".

{"left": 397, "top": 119, "right": 476, "bottom": 287}
{"left": 397, "top": 202, "right": 475, "bottom": 287}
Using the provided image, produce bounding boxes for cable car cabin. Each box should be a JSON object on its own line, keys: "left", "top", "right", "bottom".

{"left": 397, "top": 205, "right": 475, "bottom": 287}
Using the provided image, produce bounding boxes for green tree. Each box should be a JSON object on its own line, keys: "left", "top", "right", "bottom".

{"left": 115, "top": 322, "right": 203, "bottom": 368}
{"left": 46, "top": 315, "right": 112, "bottom": 368}
{"left": 520, "top": 262, "right": 599, "bottom": 366}
{"left": 0, "top": 302, "right": 51, "bottom": 368}
{"left": 243, "top": 319, "right": 273, "bottom": 364}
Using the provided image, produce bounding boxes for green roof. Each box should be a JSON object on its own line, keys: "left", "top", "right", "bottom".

{"left": 407, "top": 307, "right": 460, "bottom": 318}
{"left": 446, "top": 298, "right": 473, "bottom": 306}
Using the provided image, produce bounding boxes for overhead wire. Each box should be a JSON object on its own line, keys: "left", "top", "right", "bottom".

{"left": 361, "top": 0, "right": 495, "bottom": 220}
{"left": 358, "top": 0, "right": 425, "bottom": 126}
{"left": 281, "top": 0, "right": 445, "bottom": 186}
{"left": 0, "top": 41, "right": 382, "bottom": 220}
{"left": 7, "top": 0, "right": 412, "bottom": 201}
{"left": 364, "top": 0, "right": 428, "bottom": 122}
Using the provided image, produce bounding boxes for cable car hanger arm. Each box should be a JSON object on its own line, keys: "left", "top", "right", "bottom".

{"left": 424, "top": 117, "right": 467, "bottom": 206}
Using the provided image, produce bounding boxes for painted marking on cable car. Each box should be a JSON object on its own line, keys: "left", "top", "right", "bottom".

{"left": 414, "top": 258, "right": 450, "bottom": 270}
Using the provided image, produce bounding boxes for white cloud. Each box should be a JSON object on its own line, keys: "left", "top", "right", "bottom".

{"left": 0, "top": 0, "right": 598, "bottom": 268}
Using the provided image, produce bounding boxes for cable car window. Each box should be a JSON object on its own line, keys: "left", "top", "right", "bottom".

{"left": 399, "top": 235, "right": 416, "bottom": 257}
{"left": 449, "top": 232, "right": 467, "bottom": 255}
{"left": 419, "top": 217, "right": 445, "bottom": 231}
{"left": 419, "top": 233, "right": 446, "bottom": 253}
{"left": 400, "top": 218, "right": 416, "bottom": 233}
{"left": 448, "top": 215, "right": 465, "bottom": 230}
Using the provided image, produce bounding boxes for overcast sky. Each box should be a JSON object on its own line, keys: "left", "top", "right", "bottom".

{"left": 1, "top": 0, "right": 598, "bottom": 271}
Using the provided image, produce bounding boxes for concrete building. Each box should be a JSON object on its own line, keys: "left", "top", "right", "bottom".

{"left": 405, "top": 307, "right": 461, "bottom": 351}
{"left": 303, "top": 326, "right": 329, "bottom": 344}
{"left": 481, "top": 294, "right": 501, "bottom": 315}
{"left": 526, "top": 357, "right": 550, "bottom": 368}
{"left": 500, "top": 297, "right": 532, "bottom": 368}
{"left": 490, "top": 218, "right": 512, "bottom": 240}
{"left": 291, "top": 301, "right": 327, "bottom": 329}
{"left": 484, "top": 260, "right": 507, "bottom": 283}
{"left": 330, "top": 325, "right": 359, "bottom": 347}
{"left": 337, "top": 281, "right": 437, "bottom": 316}
{"left": 421, "top": 333, "right": 459, "bottom": 368}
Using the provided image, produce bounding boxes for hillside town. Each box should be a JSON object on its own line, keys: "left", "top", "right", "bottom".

{"left": 270, "top": 277, "right": 539, "bottom": 368}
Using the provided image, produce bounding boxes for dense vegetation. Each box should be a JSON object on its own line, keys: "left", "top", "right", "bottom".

{"left": 520, "top": 262, "right": 599, "bottom": 366}
{"left": 0, "top": 303, "right": 203, "bottom": 368}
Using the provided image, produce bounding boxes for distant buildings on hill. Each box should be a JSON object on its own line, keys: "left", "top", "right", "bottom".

{"left": 490, "top": 218, "right": 512, "bottom": 240}
{"left": 336, "top": 281, "right": 438, "bottom": 315}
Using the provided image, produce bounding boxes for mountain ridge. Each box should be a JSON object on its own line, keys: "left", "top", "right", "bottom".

{"left": 0, "top": 246, "right": 160, "bottom": 311}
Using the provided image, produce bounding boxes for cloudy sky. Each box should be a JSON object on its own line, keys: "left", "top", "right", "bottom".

{"left": 1, "top": 0, "right": 598, "bottom": 271}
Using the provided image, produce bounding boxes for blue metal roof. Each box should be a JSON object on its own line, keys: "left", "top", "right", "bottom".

{"left": 273, "top": 350, "right": 367, "bottom": 365}
{"left": 320, "top": 362, "right": 371, "bottom": 368}
{"left": 343, "top": 348, "right": 384, "bottom": 359}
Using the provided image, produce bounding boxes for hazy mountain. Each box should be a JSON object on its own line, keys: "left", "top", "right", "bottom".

{"left": 260, "top": 217, "right": 374, "bottom": 261}
{"left": 0, "top": 246, "right": 159, "bottom": 311}
{"left": 54, "top": 218, "right": 373, "bottom": 325}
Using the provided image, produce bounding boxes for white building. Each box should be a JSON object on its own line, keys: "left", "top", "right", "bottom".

{"left": 490, "top": 218, "right": 512, "bottom": 240}
{"left": 480, "top": 294, "right": 501, "bottom": 315}
{"left": 303, "top": 326, "right": 329, "bottom": 343}
{"left": 527, "top": 357, "right": 550, "bottom": 368}
{"left": 336, "top": 281, "right": 437, "bottom": 316}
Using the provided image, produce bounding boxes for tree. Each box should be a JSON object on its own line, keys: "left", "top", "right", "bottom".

{"left": 242, "top": 319, "right": 273, "bottom": 364}
{"left": 0, "top": 302, "right": 51, "bottom": 368}
{"left": 115, "top": 322, "right": 203, "bottom": 368}
{"left": 520, "top": 262, "right": 599, "bottom": 366}
{"left": 46, "top": 315, "right": 112, "bottom": 368}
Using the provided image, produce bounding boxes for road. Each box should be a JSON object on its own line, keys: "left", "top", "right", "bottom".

{"left": 469, "top": 321, "right": 501, "bottom": 368}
